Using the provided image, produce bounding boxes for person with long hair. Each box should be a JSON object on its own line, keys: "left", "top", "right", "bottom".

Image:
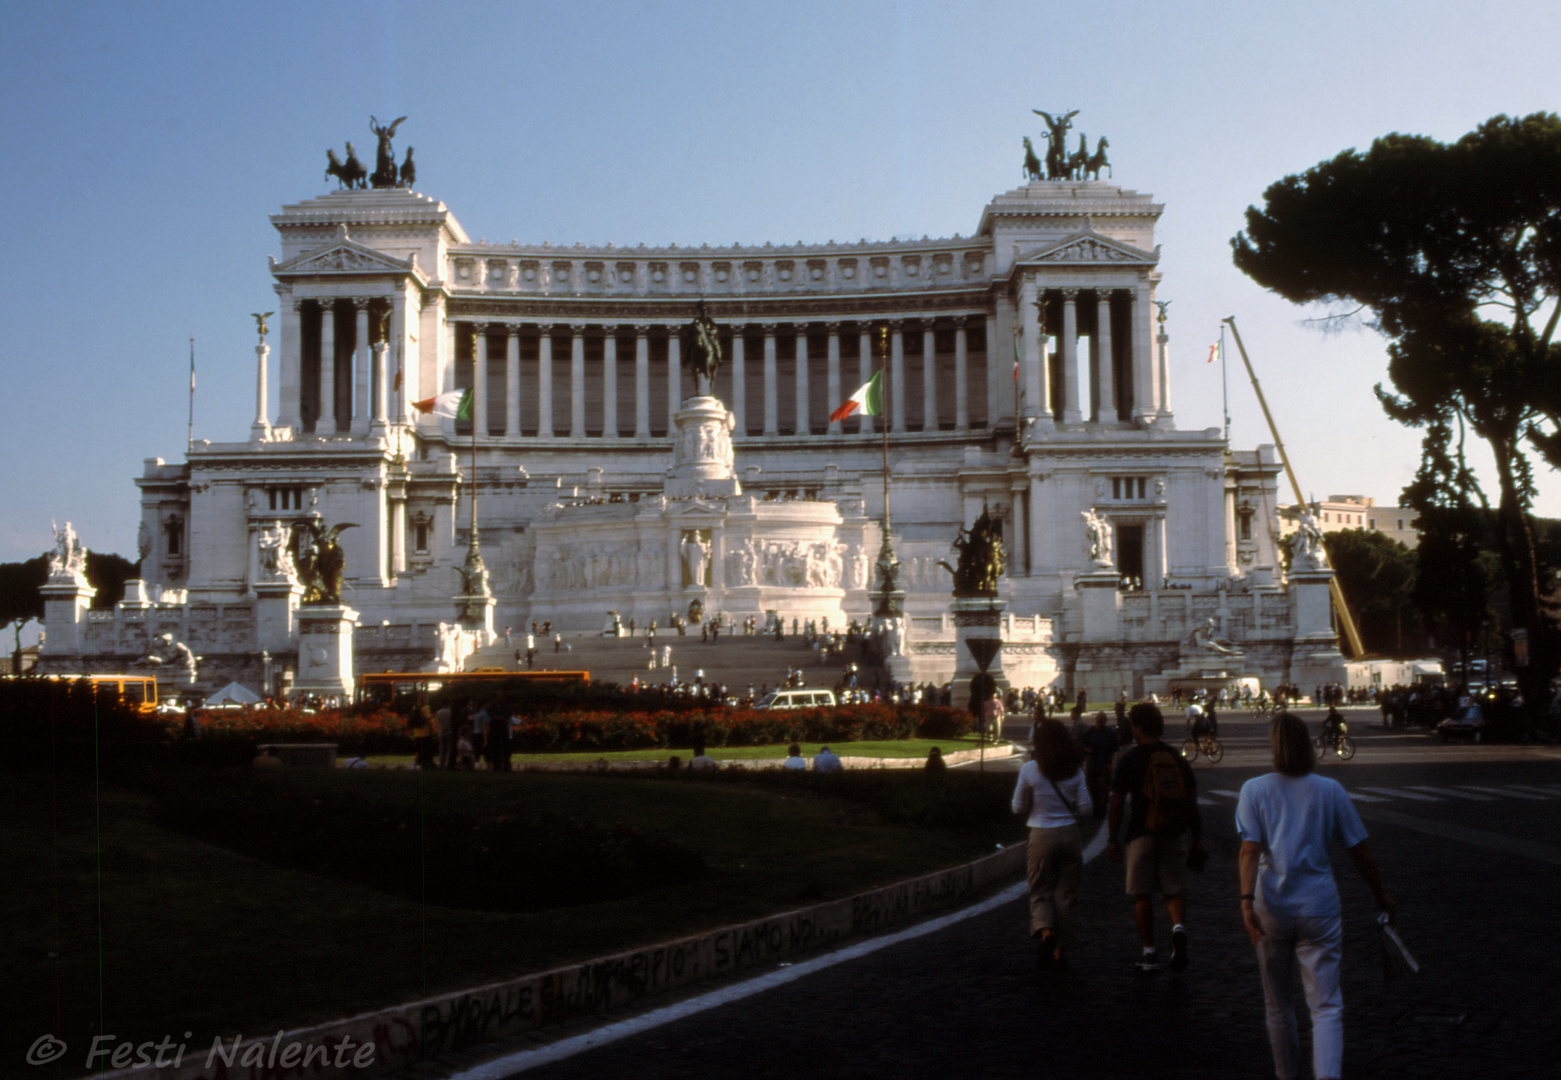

{"left": 1012, "top": 717, "right": 1091, "bottom": 971}
{"left": 1237, "top": 713, "right": 1395, "bottom": 1080}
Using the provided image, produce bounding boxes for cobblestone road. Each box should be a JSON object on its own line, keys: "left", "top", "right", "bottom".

{"left": 418, "top": 716, "right": 1561, "bottom": 1080}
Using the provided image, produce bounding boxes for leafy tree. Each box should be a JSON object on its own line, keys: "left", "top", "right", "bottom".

{"left": 85, "top": 551, "right": 138, "bottom": 610}
{"left": 0, "top": 556, "right": 48, "bottom": 673}
{"left": 1233, "top": 113, "right": 1561, "bottom": 723}
{"left": 1321, "top": 530, "right": 1422, "bottom": 657}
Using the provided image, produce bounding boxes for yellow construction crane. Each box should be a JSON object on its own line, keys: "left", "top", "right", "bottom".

{"left": 1222, "top": 317, "right": 1366, "bottom": 658}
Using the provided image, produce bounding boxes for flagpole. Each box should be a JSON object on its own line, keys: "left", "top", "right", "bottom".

{"left": 879, "top": 325, "right": 890, "bottom": 532}
{"left": 187, "top": 335, "right": 195, "bottom": 451}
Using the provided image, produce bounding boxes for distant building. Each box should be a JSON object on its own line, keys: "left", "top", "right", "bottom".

{"left": 1278, "top": 496, "right": 1420, "bottom": 550}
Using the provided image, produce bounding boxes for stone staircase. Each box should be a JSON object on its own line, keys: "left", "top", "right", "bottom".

{"left": 463, "top": 629, "right": 877, "bottom": 695}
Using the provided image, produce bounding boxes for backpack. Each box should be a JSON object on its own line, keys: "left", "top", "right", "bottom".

{"left": 1142, "top": 747, "right": 1192, "bottom": 836}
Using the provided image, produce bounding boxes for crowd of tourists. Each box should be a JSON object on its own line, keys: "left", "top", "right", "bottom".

{"left": 1012, "top": 702, "right": 1395, "bottom": 1080}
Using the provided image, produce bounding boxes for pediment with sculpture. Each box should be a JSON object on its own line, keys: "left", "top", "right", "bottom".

{"left": 1015, "top": 231, "right": 1157, "bottom": 268}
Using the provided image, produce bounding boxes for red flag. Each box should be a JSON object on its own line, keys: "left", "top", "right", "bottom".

{"left": 1207, "top": 342, "right": 1220, "bottom": 364}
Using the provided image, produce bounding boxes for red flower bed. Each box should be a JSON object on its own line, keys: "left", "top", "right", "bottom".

{"left": 186, "top": 703, "right": 975, "bottom": 755}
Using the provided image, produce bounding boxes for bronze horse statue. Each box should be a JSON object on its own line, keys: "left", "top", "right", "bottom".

{"left": 1022, "top": 136, "right": 1043, "bottom": 181}
{"left": 1084, "top": 136, "right": 1111, "bottom": 180}
{"left": 1068, "top": 133, "right": 1090, "bottom": 181}
{"left": 326, "top": 145, "right": 367, "bottom": 190}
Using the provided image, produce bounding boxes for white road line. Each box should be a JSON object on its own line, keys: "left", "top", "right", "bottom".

{"left": 1358, "top": 787, "right": 1443, "bottom": 802}
{"left": 1504, "top": 785, "right": 1559, "bottom": 798}
{"left": 446, "top": 825, "right": 1109, "bottom": 1079}
{"left": 1197, "top": 797, "right": 1219, "bottom": 806}
{"left": 1457, "top": 785, "right": 1547, "bottom": 800}
{"left": 1346, "top": 791, "right": 1389, "bottom": 802}
{"left": 1208, "top": 789, "right": 1242, "bottom": 799}
{"left": 1406, "top": 786, "right": 1495, "bottom": 801}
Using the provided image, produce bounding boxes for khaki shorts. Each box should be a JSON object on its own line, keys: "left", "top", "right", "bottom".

{"left": 1125, "top": 833, "right": 1187, "bottom": 897}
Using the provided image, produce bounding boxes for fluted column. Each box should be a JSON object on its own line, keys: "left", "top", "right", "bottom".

{"left": 1097, "top": 291, "right": 1116, "bottom": 423}
{"left": 731, "top": 328, "right": 747, "bottom": 435}
{"left": 984, "top": 313, "right": 999, "bottom": 429}
{"left": 762, "top": 324, "right": 779, "bottom": 435}
{"left": 1022, "top": 283, "right": 1051, "bottom": 427}
{"left": 920, "top": 321, "right": 937, "bottom": 431}
{"left": 371, "top": 338, "right": 389, "bottom": 431}
{"left": 634, "top": 324, "right": 650, "bottom": 436}
{"left": 953, "top": 317, "right": 968, "bottom": 431}
{"left": 319, "top": 300, "right": 337, "bottom": 434}
{"left": 602, "top": 329, "right": 618, "bottom": 438}
{"left": 889, "top": 320, "right": 906, "bottom": 433}
{"left": 794, "top": 325, "right": 809, "bottom": 435}
{"left": 1140, "top": 284, "right": 1164, "bottom": 421}
{"left": 858, "top": 326, "right": 873, "bottom": 434}
{"left": 826, "top": 323, "right": 842, "bottom": 434}
{"left": 667, "top": 331, "right": 682, "bottom": 422}
{"left": 569, "top": 324, "right": 585, "bottom": 438}
{"left": 277, "top": 288, "right": 299, "bottom": 430}
{"left": 353, "top": 299, "right": 372, "bottom": 434}
{"left": 505, "top": 323, "right": 520, "bottom": 436}
{"left": 536, "top": 326, "right": 554, "bottom": 436}
{"left": 1060, "top": 289, "right": 1081, "bottom": 423}
{"left": 475, "top": 325, "right": 492, "bottom": 437}
{"left": 251, "top": 338, "right": 270, "bottom": 442}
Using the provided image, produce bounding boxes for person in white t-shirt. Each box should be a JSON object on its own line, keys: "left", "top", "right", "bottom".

{"left": 1236, "top": 713, "right": 1395, "bottom": 1080}
{"left": 781, "top": 743, "right": 807, "bottom": 770}
{"left": 1011, "top": 718, "right": 1091, "bottom": 972}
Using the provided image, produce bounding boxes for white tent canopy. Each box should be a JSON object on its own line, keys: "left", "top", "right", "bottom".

{"left": 204, "top": 681, "right": 262, "bottom": 706}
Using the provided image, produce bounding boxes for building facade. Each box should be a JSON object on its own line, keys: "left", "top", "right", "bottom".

{"left": 44, "top": 169, "right": 1345, "bottom": 697}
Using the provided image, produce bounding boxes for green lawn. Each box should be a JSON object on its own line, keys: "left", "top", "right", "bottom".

{"left": 4, "top": 759, "right": 1023, "bottom": 1077}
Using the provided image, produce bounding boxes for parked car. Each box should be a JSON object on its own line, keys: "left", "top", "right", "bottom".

{"left": 756, "top": 688, "right": 837, "bottom": 710}
{"left": 1437, "top": 703, "right": 1486, "bottom": 743}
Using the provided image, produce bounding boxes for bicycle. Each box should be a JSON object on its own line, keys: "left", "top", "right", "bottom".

{"left": 1181, "top": 733, "right": 1224, "bottom": 763}
{"left": 1314, "top": 728, "right": 1356, "bottom": 760}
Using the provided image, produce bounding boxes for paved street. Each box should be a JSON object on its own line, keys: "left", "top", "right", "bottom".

{"left": 418, "top": 710, "right": 1561, "bottom": 1080}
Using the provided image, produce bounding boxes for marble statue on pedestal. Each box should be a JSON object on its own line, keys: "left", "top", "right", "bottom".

{"left": 49, "top": 522, "right": 87, "bottom": 580}
{"left": 1082, "top": 508, "right": 1114, "bottom": 569}
{"left": 257, "top": 523, "right": 298, "bottom": 582}
{"left": 1288, "top": 514, "right": 1329, "bottom": 572}
{"left": 681, "top": 532, "right": 710, "bottom": 587}
{"left": 133, "top": 632, "right": 197, "bottom": 680}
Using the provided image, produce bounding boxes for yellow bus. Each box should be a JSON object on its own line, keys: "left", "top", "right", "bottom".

{"left": 5, "top": 673, "right": 161, "bottom": 715}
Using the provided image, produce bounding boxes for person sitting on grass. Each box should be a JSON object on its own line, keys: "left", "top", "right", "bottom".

{"left": 782, "top": 743, "right": 807, "bottom": 770}
{"left": 689, "top": 741, "right": 718, "bottom": 771}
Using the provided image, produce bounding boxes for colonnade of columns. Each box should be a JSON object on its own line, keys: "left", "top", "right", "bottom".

{"left": 273, "top": 292, "right": 1163, "bottom": 440}
{"left": 281, "top": 296, "right": 399, "bottom": 435}
{"left": 1014, "top": 280, "right": 1161, "bottom": 427}
{"left": 446, "top": 317, "right": 988, "bottom": 439}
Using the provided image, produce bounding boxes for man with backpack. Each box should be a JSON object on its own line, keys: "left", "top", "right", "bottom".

{"left": 1108, "top": 701, "right": 1207, "bottom": 973}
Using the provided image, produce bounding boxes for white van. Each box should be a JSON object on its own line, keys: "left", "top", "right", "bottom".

{"left": 756, "top": 688, "right": 837, "bottom": 710}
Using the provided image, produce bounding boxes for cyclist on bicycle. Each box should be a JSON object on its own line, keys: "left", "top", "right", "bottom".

{"left": 1186, "top": 700, "right": 1211, "bottom": 740}
{"left": 1321, "top": 705, "right": 1347, "bottom": 745}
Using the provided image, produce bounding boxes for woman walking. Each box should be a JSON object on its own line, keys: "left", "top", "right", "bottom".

{"left": 1012, "top": 718, "right": 1091, "bottom": 970}
{"left": 1236, "top": 713, "right": 1395, "bottom": 1080}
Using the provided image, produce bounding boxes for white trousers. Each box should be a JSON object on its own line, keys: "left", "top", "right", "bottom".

{"left": 1254, "top": 909, "right": 1345, "bottom": 1080}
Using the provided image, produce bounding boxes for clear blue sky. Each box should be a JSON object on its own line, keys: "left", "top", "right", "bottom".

{"left": 3, "top": 0, "right": 1559, "bottom": 568}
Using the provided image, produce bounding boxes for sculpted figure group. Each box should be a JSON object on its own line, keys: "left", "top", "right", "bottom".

{"left": 325, "top": 116, "right": 415, "bottom": 190}
{"left": 945, "top": 507, "right": 1005, "bottom": 597}
{"left": 1026, "top": 109, "right": 1110, "bottom": 182}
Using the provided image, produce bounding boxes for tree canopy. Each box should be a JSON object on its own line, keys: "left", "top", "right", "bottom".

{"left": 1233, "top": 113, "right": 1561, "bottom": 719}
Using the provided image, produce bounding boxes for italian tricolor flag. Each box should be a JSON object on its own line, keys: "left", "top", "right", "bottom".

{"left": 411, "top": 388, "right": 472, "bottom": 419}
{"left": 829, "top": 371, "right": 883, "bottom": 422}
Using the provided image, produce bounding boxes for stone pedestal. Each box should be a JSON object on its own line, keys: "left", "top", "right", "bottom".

{"left": 292, "top": 604, "right": 357, "bottom": 702}
{"left": 666, "top": 396, "right": 740, "bottom": 498}
{"left": 255, "top": 579, "right": 302, "bottom": 655}
{"left": 456, "top": 593, "right": 496, "bottom": 646}
{"left": 39, "top": 574, "right": 94, "bottom": 657}
{"left": 951, "top": 597, "right": 1007, "bottom": 705}
{"left": 1288, "top": 569, "right": 1346, "bottom": 687}
{"left": 1077, "top": 569, "right": 1122, "bottom": 640}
